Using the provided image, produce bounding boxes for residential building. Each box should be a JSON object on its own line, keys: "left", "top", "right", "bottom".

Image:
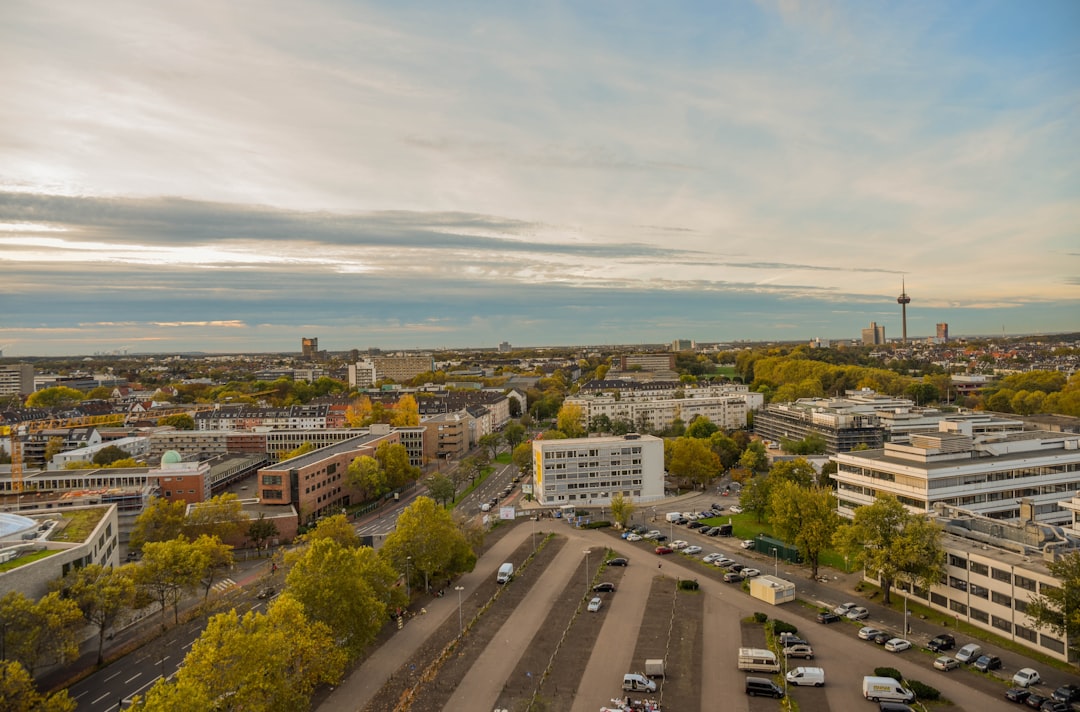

{"left": 753, "top": 400, "right": 885, "bottom": 454}
{"left": 937, "top": 323, "right": 949, "bottom": 342}
{"left": 532, "top": 433, "right": 665, "bottom": 507}
{"left": 348, "top": 360, "right": 377, "bottom": 388}
{"left": 426, "top": 412, "right": 471, "bottom": 461}
{"left": 564, "top": 392, "right": 747, "bottom": 432}
{"left": 49, "top": 435, "right": 151, "bottom": 470}
{"left": 861, "top": 321, "right": 886, "bottom": 345}
{"left": 373, "top": 355, "right": 433, "bottom": 383}
{"left": 0, "top": 364, "right": 34, "bottom": 397}
{"left": 831, "top": 424, "right": 1080, "bottom": 523}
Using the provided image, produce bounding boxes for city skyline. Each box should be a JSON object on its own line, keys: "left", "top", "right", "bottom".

{"left": 2, "top": 1, "right": 1078, "bottom": 357}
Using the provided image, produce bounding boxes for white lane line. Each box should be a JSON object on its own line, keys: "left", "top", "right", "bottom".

{"left": 104, "top": 670, "right": 123, "bottom": 682}
{"left": 125, "top": 672, "right": 142, "bottom": 684}
{"left": 92, "top": 692, "right": 112, "bottom": 705}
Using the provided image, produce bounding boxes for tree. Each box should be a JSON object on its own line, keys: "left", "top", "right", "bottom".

{"left": 478, "top": 433, "right": 503, "bottom": 461}
{"left": 191, "top": 535, "right": 235, "bottom": 602}
{"left": 183, "top": 493, "right": 246, "bottom": 542}
{"left": 158, "top": 413, "right": 195, "bottom": 430}
{"left": 503, "top": 422, "right": 526, "bottom": 449}
{"left": 1026, "top": 551, "right": 1080, "bottom": 644}
{"left": 767, "top": 482, "right": 839, "bottom": 578}
{"left": 511, "top": 443, "right": 532, "bottom": 474}
{"left": 556, "top": 402, "right": 586, "bottom": 438}
{"left": 62, "top": 563, "right": 136, "bottom": 665}
{"left": 286, "top": 539, "right": 398, "bottom": 656}
{"left": 130, "top": 494, "right": 187, "bottom": 551}
{"left": 708, "top": 432, "right": 742, "bottom": 471}
{"left": 280, "top": 441, "right": 315, "bottom": 460}
{"left": 87, "top": 385, "right": 114, "bottom": 400}
{"left": 247, "top": 513, "right": 279, "bottom": 554}
{"left": 833, "top": 494, "right": 944, "bottom": 604}
{"left": 380, "top": 496, "right": 476, "bottom": 595}
{"left": 137, "top": 538, "right": 209, "bottom": 626}
{"left": 302, "top": 513, "right": 361, "bottom": 549}
{"left": 739, "top": 475, "right": 771, "bottom": 523}
{"left": 588, "top": 413, "right": 612, "bottom": 434}
{"left": 739, "top": 441, "right": 769, "bottom": 473}
{"left": 25, "top": 386, "right": 84, "bottom": 408}
{"left": 769, "top": 458, "right": 817, "bottom": 488}
{"left": 43, "top": 437, "right": 65, "bottom": 464}
{"left": 426, "top": 473, "right": 456, "bottom": 506}
{"left": 92, "top": 444, "right": 131, "bottom": 466}
{"left": 685, "top": 417, "right": 718, "bottom": 439}
{"left": 137, "top": 593, "right": 345, "bottom": 711}
{"left": 0, "top": 591, "right": 82, "bottom": 675}
{"left": 347, "top": 454, "right": 387, "bottom": 500}
{"left": 665, "top": 437, "right": 721, "bottom": 490}
{"left": 389, "top": 394, "right": 420, "bottom": 426}
{"left": 609, "top": 492, "right": 636, "bottom": 528}
{"left": 374, "top": 441, "right": 419, "bottom": 489}
{"left": 0, "top": 660, "right": 76, "bottom": 712}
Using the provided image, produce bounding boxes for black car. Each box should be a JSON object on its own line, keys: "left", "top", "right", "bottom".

{"left": 704, "top": 527, "right": 722, "bottom": 537}
{"left": 1006, "top": 688, "right": 1032, "bottom": 704}
{"left": 1026, "top": 694, "right": 1049, "bottom": 710}
{"left": 974, "top": 654, "right": 1002, "bottom": 672}
{"left": 873, "top": 631, "right": 893, "bottom": 645}
{"left": 926, "top": 633, "right": 955, "bottom": 652}
{"left": 1054, "top": 685, "right": 1080, "bottom": 704}
{"left": 687, "top": 521, "right": 705, "bottom": 529}
{"left": 607, "top": 557, "right": 629, "bottom": 567}
{"left": 674, "top": 517, "right": 689, "bottom": 525}
{"left": 816, "top": 611, "right": 842, "bottom": 624}
{"left": 1040, "top": 701, "right": 1071, "bottom": 712}
{"left": 593, "top": 582, "right": 616, "bottom": 592}
{"left": 653, "top": 534, "right": 668, "bottom": 543}
{"left": 723, "top": 571, "right": 742, "bottom": 583}
{"left": 729, "top": 563, "right": 745, "bottom": 573}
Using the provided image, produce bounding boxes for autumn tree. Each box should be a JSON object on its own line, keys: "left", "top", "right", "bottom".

{"left": 0, "top": 660, "right": 76, "bottom": 712}
{"left": 503, "top": 422, "right": 526, "bottom": 450}
{"left": 389, "top": 394, "right": 420, "bottom": 426}
{"left": 833, "top": 494, "right": 945, "bottom": 604}
{"left": 347, "top": 454, "right": 387, "bottom": 500}
{"left": 286, "top": 539, "right": 401, "bottom": 656}
{"left": 136, "top": 593, "right": 345, "bottom": 711}
{"left": 158, "top": 413, "right": 195, "bottom": 430}
{"left": 609, "top": 492, "right": 636, "bottom": 528}
{"left": 43, "top": 437, "right": 65, "bottom": 464}
{"left": 301, "top": 513, "right": 361, "bottom": 549}
{"left": 666, "top": 437, "right": 721, "bottom": 490}
{"left": 137, "top": 537, "right": 209, "bottom": 626}
{"left": 685, "top": 416, "right": 718, "bottom": 439}
{"left": 182, "top": 493, "right": 246, "bottom": 542}
{"left": 191, "top": 535, "right": 235, "bottom": 602}
{"left": 1025, "top": 551, "right": 1080, "bottom": 645}
{"left": 247, "top": 513, "right": 279, "bottom": 554}
{"left": 0, "top": 592, "right": 82, "bottom": 675}
{"left": 478, "top": 432, "right": 503, "bottom": 461}
{"left": 739, "top": 441, "right": 769, "bottom": 474}
{"left": 374, "top": 441, "right": 419, "bottom": 489}
{"left": 380, "top": 496, "right": 477, "bottom": 594}
{"left": 280, "top": 441, "right": 315, "bottom": 460}
{"left": 739, "top": 474, "right": 771, "bottom": 523}
{"left": 556, "top": 402, "right": 586, "bottom": 438}
{"left": 92, "top": 444, "right": 131, "bottom": 466}
{"left": 767, "top": 482, "right": 839, "bottom": 579}
{"left": 426, "top": 473, "right": 456, "bottom": 506}
{"left": 61, "top": 563, "right": 136, "bottom": 665}
{"left": 26, "top": 386, "right": 85, "bottom": 408}
{"left": 129, "top": 497, "right": 188, "bottom": 551}
{"left": 511, "top": 443, "right": 533, "bottom": 474}
{"left": 770, "top": 458, "right": 818, "bottom": 488}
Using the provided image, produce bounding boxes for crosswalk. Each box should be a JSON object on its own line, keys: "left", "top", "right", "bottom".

{"left": 212, "top": 578, "right": 237, "bottom": 593}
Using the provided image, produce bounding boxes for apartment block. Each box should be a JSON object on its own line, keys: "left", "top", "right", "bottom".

{"left": 532, "top": 433, "right": 665, "bottom": 507}
{"left": 861, "top": 321, "right": 886, "bottom": 345}
{"left": 0, "top": 364, "right": 34, "bottom": 396}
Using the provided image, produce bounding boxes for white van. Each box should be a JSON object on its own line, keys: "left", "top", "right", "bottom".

{"left": 665, "top": 512, "right": 682, "bottom": 523}
{"left": 955, "top": 643, "right": 983, "bottom": 663}
{"left": 737, "top": 648, "right": 780, "bottom": 673}
{"left": 497, "top": 562, "right": 514, "bottom": 584}
{"left": 786, "top": 666, "right": 825, "bottom": 687}
{"left": 862, "top": 676, "right": 915, "bottom": 703}
{"left": 622, "top": 673, "right": 657, "bottom": 693}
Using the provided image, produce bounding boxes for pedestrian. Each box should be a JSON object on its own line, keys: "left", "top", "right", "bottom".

{"left": 658, "top": 562, "right": 662, "bottom": 569}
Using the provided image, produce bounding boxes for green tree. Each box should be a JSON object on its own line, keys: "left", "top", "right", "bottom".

{"left": 25, "top": 386, "right": 85, "bottom": 408}
{"left": 285, "top": 539, "right": 397, "bottom": 656}
{"left": 87, "top": 385, "right": 114, "bottom": 400}
{"left": 62, "top": 563, "right": 136, "bottom": 665}
{"left": 0, "top": 592, "right": 82, "bottom": 675}
{"left": 247, "top": 513, "right": 279, "bottom": 554}
{"left": 1026, "top": 551, "right": 1080, "bottom": 645}
{"left": 708, "top": 432, "right": 742, "bottom": 470}
{"left": 511, "top": 443, "right": 532, "bottom": 474}
{"left": 665, "top": 437, "right": 721, "bottom": 490}
{"left": 685, "top": 417, "right": 719, "bottom": 439}
{"left": 374, "top": 441, "right": 419, "bottom": 489}
{"left": 380, "top": 496, "right": 476, "bottom": 595}
{"left": 137, "top": 538, "right": 209, "bottom": 626}
{"left": 0, "top": 660, "right": 76, "bottom": 712}
{"left": 609, "top": 492, "right": 636, "bottom": 528}
{"left": 477, "top": 432, "right": 503, "bottom": 461}
{"left": 833, "top": 494, "right": 944, "bottom": 604}
{"left": 183, "top": 493, "right": 246, "bottom": 542}
{"left": 92, "top": 444, "right": 131, "bottom": 466}
{"left": 769, "top": 458, "right": 818, "bottom": 488}
{"left": 739, "top": 474, "right": 771, "bottom": 523}
{"left": 43, "top": 437, "right": 65, "bottom": 464}
{"left": 556, "top": 402, "right": 586, "bottom": 438}
{"left": 137, "top": 593, "right": 345, "bottom": 711}
{"left": 158, "top": 413, "right": 195, "bottom": 430}
{"left": 739, "top": 441, "right": 769, "bottom": 473}
{"left": 503, "top": 422, "right": 526, "bottom": 449}
{"left": 588, "top": 413, "right": 612, "bottom": 433}
{"left": 767, "top": 482, "right": 839, "bottom": 578}
{"left": 426, "top": 473, "right": 456, "bottom": 506}
{"left": 347, "top": 454, "right": 387, "bottom": 500}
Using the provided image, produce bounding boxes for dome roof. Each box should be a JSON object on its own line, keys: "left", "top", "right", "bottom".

{"left": 161, "top": 450, "right": 183, "bottom": 464}
{"left": 0, "top": 512, "right": 37, "bottom": 540}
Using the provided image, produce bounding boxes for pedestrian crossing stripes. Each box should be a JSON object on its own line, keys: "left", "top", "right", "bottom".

{"left": 212, "top": 578, "right": 236, "bottom": 593}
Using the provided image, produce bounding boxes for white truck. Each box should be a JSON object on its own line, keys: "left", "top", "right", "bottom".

{"left": 644, "top": 659, "right": 665, "bottom": 678}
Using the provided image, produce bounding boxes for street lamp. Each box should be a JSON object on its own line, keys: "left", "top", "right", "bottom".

{"left": 406, "top": 556, "right": 412, "bottom": 599}
{"left": 583, "top": 549, "right": 592, "bottom": 596}
{"left": 771, "top": 547, "right": 778, "bottom": 577}
{"left": 455, "top": 586, "right": 465, "bottom": 635}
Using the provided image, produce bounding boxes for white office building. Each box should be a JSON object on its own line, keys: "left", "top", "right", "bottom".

{"left": 532, "top": 433, "right": 664, "bottom": 507}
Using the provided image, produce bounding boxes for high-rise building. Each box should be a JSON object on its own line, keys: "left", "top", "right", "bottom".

{"left": 897, "top": 279, "right": 911, "bottom": 343}
{"left": 301, "top": 337, "right": 319, "bottom": 361}
{"left": 0, "top": 363, "right": 34, "bottom": 396}
{"left": 861, "top": 322, "right": 885, "bottom": 346}
{"left": 936, "top": 323, "right": 949, "bottom": 342}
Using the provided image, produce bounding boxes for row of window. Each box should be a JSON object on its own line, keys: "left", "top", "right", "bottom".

{"left": 925, "top": 591, "right": 1063, "bottom": 653}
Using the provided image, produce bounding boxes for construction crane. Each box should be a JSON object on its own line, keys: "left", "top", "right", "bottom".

{"left": 7, "top": 413, "right": 128, "bottom": 492}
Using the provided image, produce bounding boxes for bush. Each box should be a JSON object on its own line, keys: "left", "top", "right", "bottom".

{"left": 583, "top": 520, "right": 611, "bottom": 529}
{"left": 678, "top": 579, "right": 700, "bottom": 591}
{"left": 770, "top": 620, "right": 798, "bottom": 635}
{"left": 907, "top": 680, "right": 940, "bottom": 701}
{"left": 753, "top": 612, "right": 769, "bottom": 624}
{"left": 873, "top": 667, "right": 903, "bottom": 681}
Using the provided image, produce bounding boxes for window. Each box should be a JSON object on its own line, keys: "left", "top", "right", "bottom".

{"left": 949, "top": 600, "right": 967, "bottom": 615}
{"left": 991, "top": 616, "right": 1012, "bottom": 633}
{"left": 1015, "top": 575, "right": 1037, "bottom": 592}
{"left": 1014, "top": 599, "right": 1028, "bottom": 614}
{"left": 949, "top": 554, "right": 967, "bottom": 569}
{"left": 991, "top": 591, "right": 1012, "bottom": 608}
{"left": 1015, "top": 625, "right": 1037, "bottom": 643}
{"left": 969, "top": 562, "right": 988, "bottom": 577}
{"left": 991, "top": 568, "right": 1011, "bottom": 584}
{"left": 970, "top": 608, "right": 989, "bottom": 624}
{"left": 1041, "top": 634, "right": 1064, "bottom": 654}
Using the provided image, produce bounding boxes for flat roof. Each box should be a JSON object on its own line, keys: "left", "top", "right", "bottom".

{"left": 269, "top": 433, "right": 385, "bottom": 469}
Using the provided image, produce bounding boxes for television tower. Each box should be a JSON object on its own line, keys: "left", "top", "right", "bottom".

{"left": 897, "top": 278, "right": 911, "bottom": 344}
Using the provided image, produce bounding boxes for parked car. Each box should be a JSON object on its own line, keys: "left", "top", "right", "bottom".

{"left": 714, "top": 556, "right": 735, "bottom": 567}
{"left": 653, "top": 534, "right": 669, "bottom": 543}
{"left": 608, "top": 557, "right": 629, "bottom": 567}
{"left": 778, "top": 632, "right": 806, "bottom": 647}
{"left": 1053, "top": 684, "right": 1080, "bottom": 704}
{"left": 687, "top": 521, "right": 705, "bottom": 529}
{"left": 626, "top": 533, "right": 643, "bottom": 542}
{"left": 833, "top": 601, "right": 858, "bottom": 616}
{"left": 729, "top": 563, "right": 745, "bottom": 573}
{"left": 934, "top": 656, "right": 960, "bottom": 671}
{"left": 655, "top": 546, "right": 673, "bottom": 555}
{"left": 926, "top": 633, "right": 956, "bottom": 652}
{"left": 1040, "top": 700, "right": 1071, "bottom": 712}
{"left": 723, "top": 572, "right": 742, "bottom": 583}
{"left": 670, "top": 540, "right": 688, "bottom": 550}
{"left": 480, "top": 502, "right": 492, "bottom": 512}
{"left": 730, "top": 505, "right": 744, "bottom": 514}
{"left": 587, "top": 597, "right": 602, "bottom": 612}
{"left": 740, "top": 568, "right": 761, "bottom": 578}
{"left": 885, "top": 638, "right": 912, "bottom": 653}
{"left": 847, "top": 606, "right": 870, "bottom": 620}
{"left": 816, "top": 611, "right": 842, "bottom": 624}
{"left": 974, "top": 654, "right": 1002, "bottom": 672}
{"left": 1013, "top": 668, "right": 1042, "bottom": 688}
{"left": 703, "top": 553, "right": 722, "bottom": 563}
{"left": 955, "top": 643, "right": 983, "bottom": 664}
{"left": 704, "top": 527, "right": 722, "bottom": 537}
{"left": 858, "top": 626, "right": 882, "bottom": 641}
{"left": 783, "top": 644, "right": 814, "bottom": 659}
{"left": 1005, "top": 688, "right": 1032, "bottom": 703}
{"left": 1024, "top": 693, "right": 1048, "bottom": 709}
{"left": 683, "top": 545, "right": 702, "bottom": 555}
{"left": 740, "top": 538, "right": 754, "bottom": 549}
{"left": 593, "top": 582, "right": 616, "bottom": 592}
{"left": 873, "top": 631, "right": 894, "bottom": 645}
{"left": 256, "top": 586, "right": 276, "bottom": 600}
{"left": 643, "top": 530, "right": 661, "bottom": 540}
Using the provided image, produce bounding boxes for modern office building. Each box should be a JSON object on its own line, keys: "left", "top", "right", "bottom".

{"left": 831, "top": 424, "right": 1080, "bottom": 523}
{"left": 532, "top": 433, "right": 664, "bottom": 507}
{"left": 0, "top": 364, "right": 34, "bottom": 396}
{"left": 348, "top": 360, "right": 378, "bottom": 388}
{"left": 614, "top": 353, "right": 677, "bottom": 373}
{"left": 861, "top": 321, "right": 886, "bottom": 346}
{"left": 301, "top": 337, "right": 319, "bottom": 360}
{"left": 753, "top": 400, "right": 885, "bottom": 454}
{"left": 348, "top": 355, "right": 433, "bottom": 385}
{"left": 936, "top": 323, "right": 949, "bottom": 342}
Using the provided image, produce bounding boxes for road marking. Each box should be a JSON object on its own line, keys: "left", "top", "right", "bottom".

{"left": 157, "top": 656, "right": 170, "bottom": 665}
{"left": 130, "top": 674, "right": 163, "bottom": 699}
{"left": 74, "top": 690, "right": 88, "bottom": 699}
{"left": 104, "top": 670, "right": 122, "bottom": 682}
{"left": 182, "top": 640, "right": 194, "bottom": 649}
{"left": 125, "top": 672, "right": 142, "bottom": 684}
{"left": 92, "top": 692, "right": 112, "bottom": 705}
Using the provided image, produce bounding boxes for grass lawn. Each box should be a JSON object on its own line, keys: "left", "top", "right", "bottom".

{"left": 0, "top": 548, "right": 61, "bottom": 572}
{"left": 51, "top": 507, "right": 106, "bottom": 542}
{"left": 698, "top": 511, "right": 852, "bottom": 572}
{"left": 495, "top": 452, "right": 512, "bottom": 464}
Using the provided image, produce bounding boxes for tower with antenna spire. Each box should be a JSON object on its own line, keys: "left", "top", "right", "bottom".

{"left": 897, "top": 278, "right": 911, "bottom": 344}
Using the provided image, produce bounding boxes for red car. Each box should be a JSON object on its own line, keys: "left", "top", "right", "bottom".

{"left": 655, "top": 546, "right": 674, "bottom": 555}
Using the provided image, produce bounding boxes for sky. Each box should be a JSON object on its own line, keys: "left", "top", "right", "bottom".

{"left": 1, "top": 1, "right": 1078, "bottom": 357}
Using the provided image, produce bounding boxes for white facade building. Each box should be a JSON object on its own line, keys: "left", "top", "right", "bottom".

{"left": 532, "top": 434, "right": 664, "bottom": 507}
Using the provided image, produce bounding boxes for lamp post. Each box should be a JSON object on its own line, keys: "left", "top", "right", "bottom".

{"left": 455, "top": 586, "right": 465, "bottom": 635}
{"left": 583, "top": 549, "right": 592, "bottom": 597}
{"left": 406, "top": 556, "right": 412, "bottom": 599}
{"left": 772, "top": 547, "right": 778, "bottom": 578}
